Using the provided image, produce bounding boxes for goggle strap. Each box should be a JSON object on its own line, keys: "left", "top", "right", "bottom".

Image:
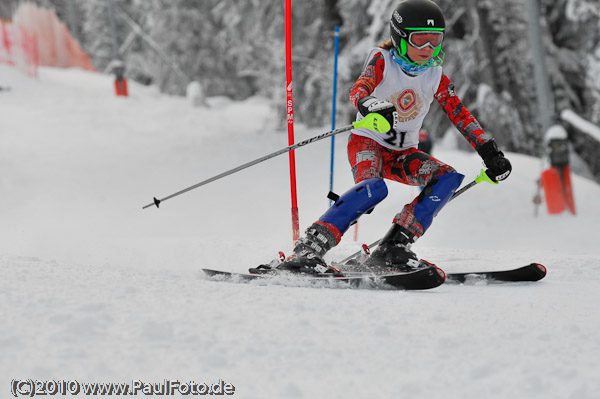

{"left": 405, "top": 27, "right": 445, "bottom": 31}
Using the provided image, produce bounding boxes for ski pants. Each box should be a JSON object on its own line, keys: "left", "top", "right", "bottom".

{"left": 315, "top": 134, "right": 464, "bottom": 244}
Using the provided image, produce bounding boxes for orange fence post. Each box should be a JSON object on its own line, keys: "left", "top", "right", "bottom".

{"left": 540, "top": 168, "right": 566, "bottom": 214}
{"left": 114, "top": 78, "right": 128, "bottom": 97}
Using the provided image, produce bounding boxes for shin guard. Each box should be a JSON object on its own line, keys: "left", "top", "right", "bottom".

{"left": 414, "top": 172, "right": 464, "bottom": 231}
{"left": 319, "top": 178, "right": 388, "bottom": 234}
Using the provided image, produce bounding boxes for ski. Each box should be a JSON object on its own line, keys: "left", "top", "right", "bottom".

{"left": 337, "top": 243, "right": 547, "bottom": 284}
{"left": 445, "top": 263, "right": 547, "bottom": 283}
{"left": 203, "top": 263, "right": 546, "bottom": 290}
{"left": 202, "top": 265, "right": 446, "bottom": 291}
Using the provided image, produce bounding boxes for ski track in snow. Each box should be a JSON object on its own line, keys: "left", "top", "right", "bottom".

{"left": 2, "top": 64, "right": 600, "bottom": 399}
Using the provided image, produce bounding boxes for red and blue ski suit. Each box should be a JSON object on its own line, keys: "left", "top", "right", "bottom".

{"left": 314, "top": 48, "right": 493, "bottom": 245}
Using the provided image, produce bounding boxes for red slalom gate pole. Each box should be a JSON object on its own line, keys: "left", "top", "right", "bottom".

{"left": 285, "top": 0, "right": 300, "bottom": 243}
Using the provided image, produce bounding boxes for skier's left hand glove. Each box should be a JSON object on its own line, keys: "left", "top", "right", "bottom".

{"left": 478, "top": 140, "right": 512, "bottom": 182}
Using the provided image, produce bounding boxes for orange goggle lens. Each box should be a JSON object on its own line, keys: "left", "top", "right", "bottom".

{"left": 408, "top": 31, "right": 444, "bottom": 49}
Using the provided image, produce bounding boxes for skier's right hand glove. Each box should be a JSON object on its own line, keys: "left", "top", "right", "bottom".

{"left": 357, "top": 96, "right": 398, "bottom": 131}
{"left": 478, "top": 140, "right": 512, "bottom": 182}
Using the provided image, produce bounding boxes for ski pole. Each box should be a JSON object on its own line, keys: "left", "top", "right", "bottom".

{"left": 448, "top": 168, "right": 497, "bottom": 203}
{"left": 337, "top": 168, "right": 496, "bottom": 264}
{"left": 142, "top": 113, "right": 391, "bottom": 209}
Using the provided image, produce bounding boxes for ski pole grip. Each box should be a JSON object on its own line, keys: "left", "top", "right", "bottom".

{"left": 352, "top": 113, "right": 391, "bottom": 133}
{"left": 477, "top": 169, "right": 499, "bottom": 185}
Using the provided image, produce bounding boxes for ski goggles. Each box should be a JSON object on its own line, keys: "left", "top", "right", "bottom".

{"left": 407, "top": 31, "right": 444, "bottom": 49}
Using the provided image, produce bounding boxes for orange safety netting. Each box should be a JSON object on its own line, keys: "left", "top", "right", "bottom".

{"left": 0, "top": 19, "right": 38, "bottom": 77}
{"left": 12, "top": 2, "right": 95, "bottom": 72}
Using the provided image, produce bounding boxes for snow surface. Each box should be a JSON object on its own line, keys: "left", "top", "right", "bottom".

{"left": 1, "top": 64, "right": 600, "bottom": 399}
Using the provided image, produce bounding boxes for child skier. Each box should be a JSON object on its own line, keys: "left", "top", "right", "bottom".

{"left": 270, "top": 0, "right": 511, "bottom": 274}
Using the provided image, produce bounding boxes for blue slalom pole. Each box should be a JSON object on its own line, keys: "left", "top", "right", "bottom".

{"left": 329, "top": 26, "right": 340, "bottom": 205}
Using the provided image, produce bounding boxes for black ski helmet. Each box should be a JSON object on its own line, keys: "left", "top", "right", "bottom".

{"left": 390, "top": 0, "right": 446, "bottom": 57}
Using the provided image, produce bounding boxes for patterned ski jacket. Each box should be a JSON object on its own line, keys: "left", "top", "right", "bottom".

{"left": 350, "top": 49, "right": 491, "bottom": 152}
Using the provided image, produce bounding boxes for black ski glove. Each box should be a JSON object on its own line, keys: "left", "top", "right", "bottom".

{"left": 357, "top": 96, "right": 398, "bottom": 130}
{"left": 478, "top": 140, "right": 512, "bottom": 181}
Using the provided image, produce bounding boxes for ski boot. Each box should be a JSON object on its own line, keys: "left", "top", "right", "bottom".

{"left": 363, "top": 224, "right": 421, "bottom": 273}
{"left": 252, "top": 223, "right": 342, "bottom": 276}
{"left": 277, "top": 223, "right": 343, "bottom": 276}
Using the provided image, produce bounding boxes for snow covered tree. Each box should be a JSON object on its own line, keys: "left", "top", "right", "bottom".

{"left": 8, "top": 0, "right": 600, "bottom": 180}
{"left": 0, "top": 0, "right": 20, "bottom": 19}
{"left": 79, "top": 0, "right": 133, "bottom": 73}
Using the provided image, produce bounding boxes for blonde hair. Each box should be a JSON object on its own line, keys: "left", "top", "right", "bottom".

{"left": 378, "top": 39, "right": 394, "bottom": 50}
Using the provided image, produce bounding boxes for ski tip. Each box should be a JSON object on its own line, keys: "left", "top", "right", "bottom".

{"left": 434, "top": 266, "right": 446, "bottom": 281}
{"left": 202, "top": 268, "right": 224, "bottom": 277}
{"left": 533, "top": 263, "right": 547, "bottom": 277}
{"left": 421, "top": 259, "right": 445, "bottom": 281}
